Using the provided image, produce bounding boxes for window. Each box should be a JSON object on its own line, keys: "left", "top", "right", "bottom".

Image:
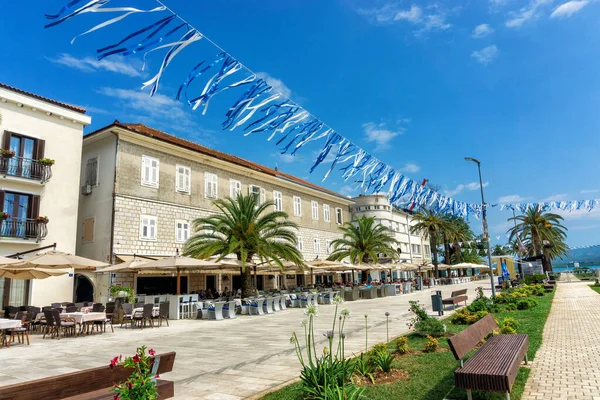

{"left": 400, "top": 243, "right": 410, "bottom": 253}
{"left": 140, "top": 215, "right": 157, "bottom": 240}
{"left": 335, "top": 208, "right": 343, "bottom": 224}
{"left": 249, "top": 185, "right": 266, "bottom": 204}
{"left": 205, "top": 172, "right": 218, "bottom": 198}
{"left": 82, "top": 217, "right": 95, "bottom": 242}
{"left": 297, "top": 237, "right": 304, "bottom": 251}
{"left": 230, "top": 179, "right": 242, "bottom": 198}
{"left": 273, "top": 191, "right": 283, "bottom": 211}
{"left": 176, "top": 220, "right": 190, "bottom": 243}
{"left": 314, "top": 238, "right": 321, "bottom": 253}
{"left": 326, "top": 240, "right": 332, "bottom": 255}
{"left": 1, "top": 191, "right": 40, "bottom": 239}
{"left": 311, "top": 201, "right": 319, "bottom": 220}
{"left": 3, "top": 131, "right": 45, "bottom": 179}
{"left": 411, "top": 244, "right": 421, "bottom": 254}
{"left": 85, "top": 157, "right": 98, "bottom": 186}
{"left": 323, "top": 204, "right": 330, "bottom": 222}
{"left": 400, "top": 223, "right": 407, "bottom": 233}
{"left": 424, "top": 244, "right": 431, "bottom": 257}
{"left": 141, "top": 155, "right": 159, "bottom": 187}
{"left": 175, "top": 165, "right": 191, "bottom": 193}
{"left": 293, "top": 196, "right": 302, "bottom": 216}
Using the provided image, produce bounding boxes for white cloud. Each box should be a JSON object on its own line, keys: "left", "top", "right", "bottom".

{"left": 340, "top": 185, "right": 359, "bottom": 196}
{"left": 505, "top": 0, "right": 553, "bottom": 28}
{"left": 550, "top": 1, "right": 589, "bottom": 18}
{"left": 362, "top": 122, "right": 404, "bottom": 150}
{"left": 581, "top": 189, "right": 599, "bottom": 194}
{"left": 399, "top": 163, "right": 420, "bottom": 173}
{"left": 47, "top": 53, "right": 142, "bottom": 77}
{"left": 498, "top": 194, "right": 530, "bottom": 203}
{"left": 357, "top": 3, "right": 453, "bottom": 36}
{"left": 255, "top": 72, "right": 292, "bottom": 99}
{"left": 445, "top": 181, "right": 489, "bottom": 197}
{"left": 471, "top": 45, "right": 499, "bottom": 65}
{"left": 541, "top": 193, "right": 569, "bottom": 202}
{"left": 276, "top": 153, "right": 296, "bottom": 164}
{"left": 395, "top": 5, "right": 423, "bottom": 22}
{"left": 472, "top": 24, "right": 494, "bottom": 38}
{"left": 96, "top": 87, "right": 213, "bottom": 141}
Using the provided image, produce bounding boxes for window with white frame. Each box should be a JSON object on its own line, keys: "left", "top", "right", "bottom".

{"left": 175, "top": 165, "right": 191, "bottom": 193}
{"left": 273, "top": 191, "right": 283, "bottom": 211}
{"left": 140, "top": 215, "right": 157, "bottom": 240}
{"left": 411, "top": 244, "right": 421, "bottom": 254}
{"left": 85, "top": 157, "right": 98, "bottom": 186}
{"left": 141, "top": 155, "right": 159, "bottom": 187}
{"left": 400, "top": 223, "right": 407, "bottom": 233}
{"left": 323, "top": 204, "right": 330, "bottom": 222}
{"left": 297, "top": 236, "right": 304, "bottom": 251}
{"left": 424, "top": 244, "right": 431, "bottom": 257}
{"left": 230, "top": 179, "right": 242, "bottom": 198}
{"left": 293, "top": 196, "right": 302, "bottom": 216}
{"left": 311, "top": 201, "right": 319, "bottom": 220}
{"left": 326, "top": 240, "right": 332, "bottom": 255}
{"left": 335, "top": 207, "right": 343, "bottom": 224}
{"left": 204, "top": 172, "right": 218, "bottom": 198}
{"left": 314, "top": 238, "right": 321, "bottom": 253}
{"left": 400, "top": 243, "right": 410, "bottom": 253}
{"left": 249, "top": 185, "right": 266, "bottom": 205}
{"left": 175, "top": 220, "right": 190, "bottom": 243}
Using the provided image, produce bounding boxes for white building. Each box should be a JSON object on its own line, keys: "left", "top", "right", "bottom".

{"left": 351, "top": 194, "right": 431, "bottom": 280}
{"left": 0, "top": 83, "right": 91, "bottom": 307}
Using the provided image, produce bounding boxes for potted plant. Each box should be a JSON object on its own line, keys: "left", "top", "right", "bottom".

{"left": 110, "top": 285, "right": 135, "bottom": 304}
{"left": 0, "top": 149, "right": 15, "bottom": 158}
{"left": 110, "top": 346, "right": 159, "bottom": 400}
{"left": 0, "top": 211, "right": 10, "bottom": 220}
{"left": 34, "top": 216, "right": 49, "bottom": 224}
{"left": 38, "top": 158, "right": 55, "bottom": 166}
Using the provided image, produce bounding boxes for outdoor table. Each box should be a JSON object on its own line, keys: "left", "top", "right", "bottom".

{"left": 0, "top": 319, "right": 22, "bottom": 348}
{"left": 61, "top": 312, "right": 106, "bottom": 336}
{"left": 132, "top": 307, "right": 160, "bottom": 318}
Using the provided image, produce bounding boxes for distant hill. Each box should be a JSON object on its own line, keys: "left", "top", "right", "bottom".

{"left": 554, "top": 246, "right": 600, "bottom": 267}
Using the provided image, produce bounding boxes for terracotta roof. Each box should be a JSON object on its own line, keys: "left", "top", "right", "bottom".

{"left": 0, "top": 83, "right": 87, "bottom": 114}
{"left": 88, "top": 121, "right": 350, "bottom": 201}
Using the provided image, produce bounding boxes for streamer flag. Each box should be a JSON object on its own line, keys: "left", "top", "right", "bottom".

{"left": 44, "top": 0, "right": 600, "bottom": 218}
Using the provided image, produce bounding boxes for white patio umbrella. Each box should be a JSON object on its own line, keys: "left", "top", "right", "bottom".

{"left": 0, "top": 256, "right": 25, "bottom": 266}
{"left": 137, "top": 256, "right": 221, "bottom": 294}
{"left": 96, "top": 259, "right": 150, "bottom": 273}
{"left": 0, "top": 267, "right": 69, "bottom": 280}
{"left": 11, "top": 251, "right": 108, "bottom": 271}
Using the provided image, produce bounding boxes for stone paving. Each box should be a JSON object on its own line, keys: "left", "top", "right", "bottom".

{"left": 522, "top": 281, "right": 600, "bottom": 400}
{"left": 0, "top": 280, "right": 487, "bottom": 399}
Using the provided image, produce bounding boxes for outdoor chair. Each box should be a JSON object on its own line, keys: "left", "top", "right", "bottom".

{"left": 92, "top": 303, "right": 103, "bottom": 313}
{"left": 279, "top": 296, "right": 287, "bottom": 310}
{"left": 74, "top": 302, "right": 84, "bottom": 311}
{"left": 92, "top": 305, "right": 107, "bottom": 333}
{"left": 65, "top": 306, "right": 77, "bottom": 313}
{"left": 223, "top": 301, "right": 237, "bottom": 319}
{"left": 196, "top": 302, "right": 210, "bottom": 320}
{"left": 309, "top": 293, "right": 318, "bottom": 305}
{"left": 272, "top": 295, "right": 281, "bottom": 312}
{"left": 156, "top": 302, "right": 170, "bottom": 327}
{"left": 105, "top": 301, "right": 116, "bottom": 318}
{"left": 9, "top": 312, "right": 30, "bottom": 346}
{"left": 134, "top": 302, "right": 144, "bottom": 309}
{"left": 208, "top": 301, "right": 225, "bottom": 321}
{"left": 51, "top": 303, "right": 62, "bottom": 309}
{"left": 249, "top": 298, "right": 265, "bottom": 315}
{"left": 300, "top": 294, "right": 309, "bottom": 308}
{"left": 263, "top": 297, "right": 274, "bottom": 314}
{"left": 121, "top": 303, "right": 134, "bottom": 328}
{"left": 287, "top": 294, "right": 299, "bottom": 308}
{"left": 51, "top": 309, "right": 76, "bottom": 339}
{"left": 133, "top": 304, "right": 154, "bottom": 329}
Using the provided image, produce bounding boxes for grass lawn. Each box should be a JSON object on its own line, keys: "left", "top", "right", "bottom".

{"left": 261, "top": 290, "right": 555, "bottom": 400}
{"left": 590, "top": 284, "right": 600, "bottom": 295}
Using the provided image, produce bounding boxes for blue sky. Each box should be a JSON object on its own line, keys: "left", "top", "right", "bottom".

{"left": 1, "top": 0, "right": 600, "bottom": 247}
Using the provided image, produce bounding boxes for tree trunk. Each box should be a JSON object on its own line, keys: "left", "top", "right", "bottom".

{"left": 442, "top": 232, "right": 451, "bottom": 264}
{"left": 531, "top": 232, "right": 551, "bottom": 272}
{"left": 240, "top": 267, "right": 252, "bottom": 298}
{"left": 453, "top": 239, "right": 462, "bottom": 264}
{"left": 430, "top": 231, "right": 439, "bottom": 278}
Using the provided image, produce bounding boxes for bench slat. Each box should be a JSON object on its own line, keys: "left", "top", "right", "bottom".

{"left": 63, "top": 379, "right": 174, "bottom": 400}
{"left": 0, "top": 352, "right": 176, "bottom": 400}
{"left": 448, "top": 314, "right": 498, "bottom": 360}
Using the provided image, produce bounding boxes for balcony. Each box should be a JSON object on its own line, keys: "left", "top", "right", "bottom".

{"left": 0, "top": 156, "right": 52, "bottom": 183}
{"left": 0, "top": 218, "right": 48, "bottom": 242}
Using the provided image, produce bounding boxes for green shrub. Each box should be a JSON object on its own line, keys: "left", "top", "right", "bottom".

{"left": 524, "top": 274, "right": 546, "bottom": 285}
{"left": 500, "top": 325, "right": 517, "bottom": 334}
{"left": 469, "top": 311, "right": 489, "bottom": 324}
{"left": 396, "top": 336, "right": 409, "bottom": 355}
{"left": 505, "top": 303, "right": 517, "bottom": 311}
{"left": 467, "top": 297, "right": 493, "bottom": 313}
{"left": 517, "top": 298, "right": 538, "bottom": 310}
{"left": 414, "top": 318, "right": 446, "bottom": 337}
{"left": 450, "top": 308, "right": 471, "bottom": 325}
{"left": 374, "top": 351, "right": 394, "bottom": 373}
{"left": 423, "top": 335, "right": 439, "bottom": 353}
{"left": 370, "top": 343, "right": 388, "bottom": 357}
{"left": 354, "top": 353, "right": 374, "bottom": 383}
{"left": 501, "top": 317, "right": 519, "bottom": 330}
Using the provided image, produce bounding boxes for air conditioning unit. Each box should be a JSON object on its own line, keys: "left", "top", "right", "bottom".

{"left": 81, "top": 184, "right": 92, "bottom": 196}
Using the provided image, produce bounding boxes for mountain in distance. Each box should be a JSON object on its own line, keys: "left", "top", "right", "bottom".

{"left": 554, "top": 246, "right": 600, "bottom": 267}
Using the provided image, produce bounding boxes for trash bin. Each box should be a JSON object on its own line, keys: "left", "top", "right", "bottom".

{"left": 431, "top": 290, "right": 443, "bottom": 316}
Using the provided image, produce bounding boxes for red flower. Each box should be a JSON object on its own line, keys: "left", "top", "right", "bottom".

{"left": 110, "top": 356, "right": 119, "bottom": 369}
{"left": 154, "top": 374, "right": 160, "bottom": 379}
{"left": 128, "top": 381, "right": 133, "bottom": 390}
{"left": 148, "top": 349, "right": 156, "bottom": 356}
{"left": 113, "top": 396, "right": 119, "bottom": 400}
{"left": 132, "top": 354, "right": 141, "bottom": 363}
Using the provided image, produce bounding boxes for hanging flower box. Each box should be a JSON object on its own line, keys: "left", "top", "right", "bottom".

{"left": 0, "top": 212, "right": 10, "bottom": 220}
{"left": 39, "top": 158, "right": 55, "bottom": 166}
{"left": 0, "top": 149, "right": 15, "bottom": 158}
{"left": 34, "top": 216, "right": 49, "bottom": 224}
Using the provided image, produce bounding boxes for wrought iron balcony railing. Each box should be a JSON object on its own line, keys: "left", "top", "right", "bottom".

{"left": 0, "top": 156, "right": 52, "bottom": 183}
{"left": 0, "top": 218, "right": 48, "bottom": 242}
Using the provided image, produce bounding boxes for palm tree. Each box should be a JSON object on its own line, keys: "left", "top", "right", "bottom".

{"left": 491, "top": 244, "right": 510, "bottom": 256}
{"left": 507, "top": 206, "right": 568, "bottom": 272}
{"left": 327, "top": 216, "right": 399, "bottom": 283}
{"left": 183, "top": 194, "right": 303, "bottom": 297}
{"left": 446, "top": 216, "right": 474, "bottom": 264}
{"left": 410, "top": 210, "right": 449, "bottom": 278}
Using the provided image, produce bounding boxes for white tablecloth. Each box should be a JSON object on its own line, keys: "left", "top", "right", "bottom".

{"left": 62, "top": 312, "right": 106, "bottom": 324}
{"left": 132, "top": 307, "right": 159, "bottom": 318}
{"left": 0, "top": 319, "right": 22, "bottom": 330}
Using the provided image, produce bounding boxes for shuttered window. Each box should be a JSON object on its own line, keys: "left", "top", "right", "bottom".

{"left": 82, "top": 217, "right": 95, "bottom": 242}
{"left": 273, "top": 191, "right": 283, "bottom": 211}
{"left": 230, "top": 180, "right": 241, "bottom": 198}
{"left": 86, "top": 157, "right": 98, "bottom": 186}
{"left": 176, "top": 165, "right": 191, "bottom": 193}
{"left": 141, "top": 156, "right": 159, "bottom": 187}
{"left": 175, "top": 220, "right": 190, "bottom": 243}
{"left": 140, "top": 215, "right": 157, "bottom": 240}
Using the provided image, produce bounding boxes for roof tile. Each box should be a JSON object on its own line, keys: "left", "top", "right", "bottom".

{"left": 0, "top": 82, "right": 87, "bottom": 114}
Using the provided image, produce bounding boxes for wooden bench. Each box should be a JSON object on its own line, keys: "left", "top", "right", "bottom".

{"left": 0, "top": 351, "right": 176, "bottom": 400}
{"left": 442, "top": 289, "right": 468, "bottom": 309}
{"left": 448, "top": 315, "right": 528, "bottom": 400}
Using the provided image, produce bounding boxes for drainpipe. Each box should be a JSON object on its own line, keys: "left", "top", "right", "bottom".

{"left": 108, "top": 132, "right": 119, "bottom": 293}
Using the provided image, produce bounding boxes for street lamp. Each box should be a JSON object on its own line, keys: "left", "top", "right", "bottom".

{"left": 465, "top": 157, "right": 496, "bottom": 297}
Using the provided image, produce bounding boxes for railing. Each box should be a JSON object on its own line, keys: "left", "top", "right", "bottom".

{"left": 0, "top": 218, "right": 48, "bottom": 242}
{"left": 0, "top": 156, "right": 52, "bottom": 183}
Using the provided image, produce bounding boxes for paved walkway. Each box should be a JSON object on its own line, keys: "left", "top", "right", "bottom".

{"left": 0, "top": 280, "right": 487, "bottom": 399}
{"left": 523, "top": 282, "right": 600, "bottom": 400}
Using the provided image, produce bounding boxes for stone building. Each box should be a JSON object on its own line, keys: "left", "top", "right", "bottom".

{"left": 0, "top": 82, "right": 91, "bottom": 307}
{"left": 76, "top": 122, "right": 353, "bottom": 300}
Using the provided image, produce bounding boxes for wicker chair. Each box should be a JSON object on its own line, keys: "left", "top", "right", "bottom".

{"left": 133, "top": 304, "right": 154, "bottom": 329}
{"left": 51, "top": 309, "right": 76, "bottom": 340}
{"left": 9, "top": 312, "right": 29, "bottom": 346}
{"left": 155, "top": 302, "right": 169, "bottom": 327}
{"left": 121, "top": 303, "right": 134, "bottom": 328}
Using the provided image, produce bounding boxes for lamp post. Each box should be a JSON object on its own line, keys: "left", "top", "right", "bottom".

{"left": 465, "top": 157, "right": 496, "bottom": 297}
